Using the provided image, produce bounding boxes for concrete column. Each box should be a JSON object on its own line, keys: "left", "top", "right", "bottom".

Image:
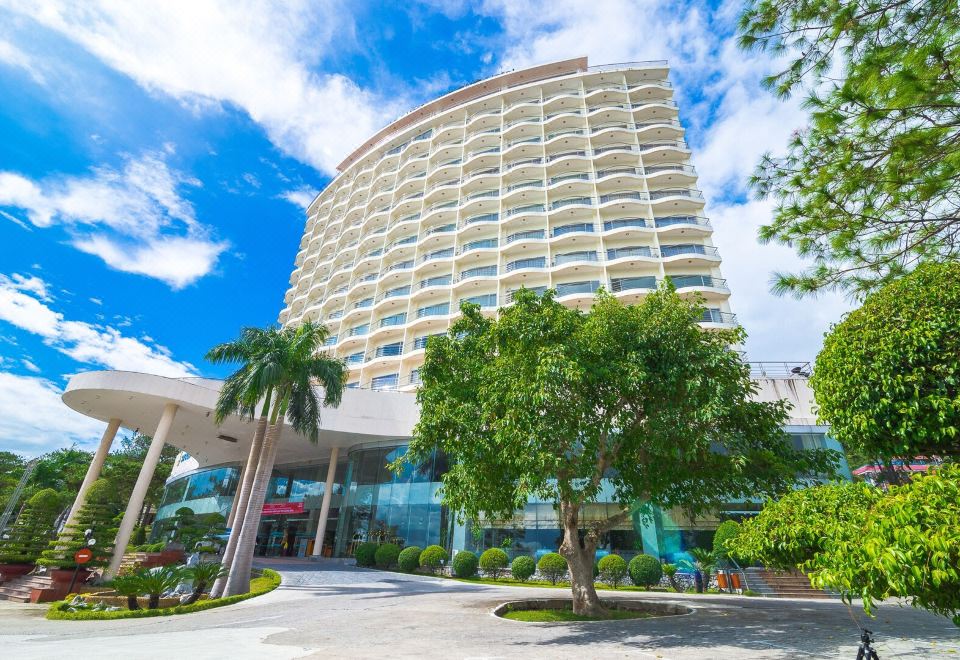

{"left": 106, "top": 403, "right": 178, "bottom": 579}
{"left": 310, "top": 446, "right": 339, "bottom": 557}
{"left": 64, "top": 418, "right": 121, "bottom": 531}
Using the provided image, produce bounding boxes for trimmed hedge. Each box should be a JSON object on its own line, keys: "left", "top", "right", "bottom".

{"left": 419, "top": 545, "right": 448, "bottom": 573}
{"left": 713, "top": 520, "right": 742, "bottom": 562}
{"left": 374, "top": 543, "right": 401, "bottom": 569}
{"left": 398, "top": 546, "right": 422, "bottom": 573}
{"left": 537, "top": 552, "right": 568, "bottom": 585}
{"left": 451, "top": 550, "right": 478, "bottom": 578}
{"left": 478, "top": 548, "right": 508, "bottom": 579}
{"left": 47, "top": 569, "right": 281, "bottom": 620}
{"left": 511, "top": 555, "right": 535, "bottom": 582}
{"left": 629, "top": 554, "right": 663, "bottom": 588}
{"left": 598, "top": 554, "right": 628, "bottom": 588}
{"left": 354, "top": 542, "right": 378, "bottom": 567}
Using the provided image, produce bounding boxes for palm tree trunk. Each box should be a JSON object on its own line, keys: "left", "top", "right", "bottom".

{"left": 223, "top": 415, "right": 285, "bottom": 597}
{"left": 210, "top": 415, "right": 267, "bottom": 598}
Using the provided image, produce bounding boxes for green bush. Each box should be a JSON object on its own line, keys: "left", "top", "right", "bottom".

{"left": 537, "top": 552, "right": 568, "bottom": 585}
{"left": 0, "top": 488, "right": 60, "bottom": 564}
{"left": 713, "top": 520, "right": 742, "bottom": 563}
{"left": 452, "top": 550, "right": 479, "bottom": 578}
{"left": 397, "top": 546, "right": 422, "bottom": 573}
{"left": 47, "top": 569, "right": 281, "bottom": 620}
{"left": 478, "top": 548, "right": 508, "bottom": 579}
{"left": 511, "top": 555, "right": 535, "bottom": 582}
{"left": 629, "top": 554, "right": 663, "bottom": 588}
{"left": 354, "top": 542, "right": 378, "bottom": 567}
{"left": 39, "top": 478, "right": 119, "bottom": 568}
{"left": 419, "top": 545, "right": 448, "bottom": 574}
{"left": 374, "top": 543, "right": 401, "bottom": 569}
{"left": 598, "top": 554, "right": 628, "bottom": 588}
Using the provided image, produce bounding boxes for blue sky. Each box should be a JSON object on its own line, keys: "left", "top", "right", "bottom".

{"left": 0, "top": 1, "right": 850, "bottom": 456}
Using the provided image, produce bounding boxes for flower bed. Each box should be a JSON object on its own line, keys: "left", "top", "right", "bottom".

{"left": 46, "top": 569, "right": 280, "bottom": 620}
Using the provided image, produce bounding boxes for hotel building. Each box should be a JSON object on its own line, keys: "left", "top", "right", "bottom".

{"left": 59, "top": 59, "right": 847, "bottom": 571}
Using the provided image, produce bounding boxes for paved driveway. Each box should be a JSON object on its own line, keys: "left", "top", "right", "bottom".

{"left": 2, "top": 559, "right": 958, "bottom": 659}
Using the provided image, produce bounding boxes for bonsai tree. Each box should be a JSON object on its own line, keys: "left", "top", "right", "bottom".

{"left": 111, "top": 573, "right": 142, "bottom": 610}
{"left": 399, "top": 286, "right": 836, "bottom": 615}
{"left": 0, "top": 488, "right": 61, "bottom": 564}
{"left": 182, "top": 561, "right": 228, "bottom": 605}
{"left": 478, "top": 548, "right": 508, "bottom": 579}
{"left": 598, "top": 554, "right": 628, "bottom": 589}
{"left": 812, "top": 261, "right": 960, "bottom": 469}
{"left": 206, "top": 322, "right": 347, "bottom": 597}
{"left": 39, "top": 478, "right": 119, "bottom": 568}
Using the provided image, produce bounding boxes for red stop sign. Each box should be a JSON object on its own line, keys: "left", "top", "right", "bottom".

{"left": 74, "top": 548, "right": 93, "bottom": 564}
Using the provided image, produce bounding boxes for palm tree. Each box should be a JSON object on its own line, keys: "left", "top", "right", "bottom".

{"left": 205, "top": 326, "right": 283, "bottom": 598}
{"left": 683, "top": 547, "right": 716, "bottom": 593}
{"left": 182, "top": 561, "right": 228, "bottom": 605}
{"left": 135, "top": 566, "right": 184, "bottom": 609}
{"left": 112, "top": 573, "right": 142, "bottom": 610}
{"left": 214, "top": 321, "right": 346, "bottom": 597}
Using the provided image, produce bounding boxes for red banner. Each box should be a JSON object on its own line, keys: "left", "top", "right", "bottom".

{"left": 262, "top": 501, "right": 304, "bottom": 515}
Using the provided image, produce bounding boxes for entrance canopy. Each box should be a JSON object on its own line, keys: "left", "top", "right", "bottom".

{"left": 62, "top": 371, "right": 419, "bottom": 468}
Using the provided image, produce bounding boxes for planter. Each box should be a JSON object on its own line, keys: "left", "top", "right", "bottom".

{"left": 0, "top": 563, "right": 34, "bottom": 582}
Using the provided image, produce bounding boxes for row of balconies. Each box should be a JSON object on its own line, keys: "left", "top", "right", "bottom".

{"left": 288, "top": 220, "right": 714, "bottom": 303}
{"left": 289, "top": 215, "right": 712, "bottom": 301}
{"left": 309, "top": 100, "right": 682, "bottom": 217}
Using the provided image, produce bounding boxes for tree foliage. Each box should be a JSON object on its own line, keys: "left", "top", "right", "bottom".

{"left": 401, "top": 286, "right": 837, "bottom": 613}
{"left": 0, "top": 488, "right": 61, "bottom": 564}
{"left": 812, "top": 261, "right": 960, "bottom": 460}
{"left": 39, "top": 478, "right": 120, "bottom": 568}
{"left": 739, "top": 0, "right": 960, "bottom": 295}
{"left": 734, "top": 468, "right": 960, "bottom": 625}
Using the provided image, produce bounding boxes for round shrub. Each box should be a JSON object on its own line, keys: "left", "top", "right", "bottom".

{"left": 478, "top": 548, "right": 508, "bottom": 579}
{"left": 629, "top": 554, "right": 663, "bottom": 588}
{"left": 537, "top": 552, "right": 568, "bottom": 585}
{"left": 713, "top": 520, "right": 742, "bottom": 563}
{"left": 511, "top": 555, "right": 535, "bottom": 582}
{"left": 451, "top": 550, "right": 479, "bottom": 578}
{"left": 374, "top": 543, "right": 401, "bottom": 569}
{"left": 397, "top": 546, "right": 422, "bottom": 573}
{"left": 354, "top": 542, "right": 377, "bottom": 567}
{"left": 598, "top": 554, "right": 628, "bottom": 588}
{"left": 419, "top": 544, "right": 448, "bottom": 574}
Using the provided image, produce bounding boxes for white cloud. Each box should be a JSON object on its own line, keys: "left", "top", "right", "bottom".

{"left": 21, "top": 358, "right": 40, "bottom": 372}
{"left": 6, "top": 1, "right": 404, "bottom": 175}
{"left": 0, "top": 36, "right": 45, "bottom": 84}
{"left": 0, "top": 371, "right": 105, "bottom": 455}
{"left": 0, "top": 150, "right": 228, "bottom": 288}
{"left": 279, "top": 187, "right": 318, "bottom": 210}
{"left": 0, "top": 272, "right": 197, "bottom": 377}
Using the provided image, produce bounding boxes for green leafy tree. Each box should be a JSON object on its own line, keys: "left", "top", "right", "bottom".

{"left": 731, "top": 482, "right": 880, "bottom": 570}
{"left": 0, "top": 488, "right": 60, "bottom": 564}
{"left": 374, "top": 543, "right": 401, "bottom": 568}
{"left": 39, "top": 478, "right": 120, "bottom": 568}
{"left": 400, "top": 287, "right": 837, "bottom": 615}
{"left": 0, "top": 451, "right": 26, "bottom": 513}
{"left": 451, "top": 550, "right": 478, "bottom": 578}
{"left": 812, "top": 262, "right": 960, "bottom": 462}
{"left": 103, "top": 432, "right": 178, "bottom": 525}
{"left": 739, "top": 0, "right": 960, "bottom": 296}
{"left": 419, "top": 545, "right": 447, "bottom": 574}
{"left": 206, "top": 322, "right": 347, "bottom": 597}
{"left": 712, "top": 520, "right": 743, "bottom": 565}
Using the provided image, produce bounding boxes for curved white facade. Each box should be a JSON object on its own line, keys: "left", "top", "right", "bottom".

{"left": 280, "top": 58, "right": 734, "bottom": 391}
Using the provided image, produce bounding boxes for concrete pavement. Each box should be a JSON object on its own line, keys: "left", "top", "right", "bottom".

{"left": 1, "top": 559, "right": 958, "bottom": 659}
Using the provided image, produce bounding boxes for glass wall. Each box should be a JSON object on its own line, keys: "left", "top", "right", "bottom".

{"left": 334, "top": 444, "right": 451, "bottom": 557}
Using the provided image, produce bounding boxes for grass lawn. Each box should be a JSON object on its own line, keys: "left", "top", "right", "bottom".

{"left": 502, "top": 607, "right": 655, "bottom": 622}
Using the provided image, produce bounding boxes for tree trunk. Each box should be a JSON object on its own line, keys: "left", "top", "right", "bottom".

{"left": 148, "top": 594, "right": 160, "bottom": 609}
{"left": 127, "top": 595, "right": 139, "bottom": 610}
{"left": 210, "top": 415, "right": 267, "bottom": 598}
{"left": 558, "top": 501, "right": 605, "bottom": 616}
{"left": 223, "top": 420, "right": 283, "bottom": 597}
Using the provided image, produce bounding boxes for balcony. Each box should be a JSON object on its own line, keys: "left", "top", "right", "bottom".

{"left": 553, "top": 251, "right": 600, "bottom": 266}
{"left": 701, "top": 309, "right": 738, "bottom": 324}
{"left": 552, "top": 222, "right": 595, "bottom": 237}
{"left": 385, "top": 260, "right": 415, "bottom": 273}
{"left": 610, "top": 276, "right": 657, "bottom": 293}
{"left": 353, "top": 297, "right": 374, "bottom": 309}
{"left": 556, "top": 280, "right": 602, "bottom": 297}
{"left": 417, "top": 302, "right": 451, "bottom": 318}
{"left": 370, "top": 373, "right": 400, "bottom": 391}
{"left": 419, "top": 248, "right": 455, "bottom": 264}
{"left": 380, "top": 285, "right": 411, "bottom": 301}
{"left": 603, "top": 218, "right": 651, "bottom": 231}
{"left": 506, "top": 229, "right": 546, "bottom": 243}
{"left": 460, "top": 238, "right": 498, "bottom": 254}
{"left": 599, "top": 191, "right": 647, "bottom": 204}
{"left": 348, "top": 324, "right": 369, "bottom": 337}
{"left": 505, "top": 203, "right": 546, "bottom": 217}
{"left": 654, "top": 215, "right": 711, "bottom": 229}
{"left": 463, "top": 212, "right": 499, "bottom": 226}
{"left": 411, "top": 333, "right": 444, "bottom": 351}
{"left": 661, "top": 244, "right": 720, "bottom": 259}
{"left": 426, "top": 223, "right": 456, "bottom": 236}
{"left": 550, "top": 196, "right": 594, "bottom": 210}
{"left": 418, "top": 275, "right": 452, "bottom": 289}
{"left": 459, "top": 293, "right": 497, "bottom": 309}
{"left": 371, "top": 343, "right": 404, "bottom": 359}
{"left": 506, "top": 257, "right": 547, "bottom": 272}
{"left": 379, "top": 313, "right": 407, "bottom": 328}
{"left": 607, "top": 246, "right": 654, "bottom": 260}
{"left": 506, "top": 179, "right": 545, "bottom": 193}
{"left": 649, "top": 188, "right": 703, "bottom": 201}
{"left": 346, "top": 352, "right": 364, "bottom": 365}
{"left": 506, "top": 286, "right": 547, "bottom": 303}
{"left": 669, "top": 275, "right": 728, "bottom": 290}
{"left": 458, "top": 265, "right": 498, "bottom": 281}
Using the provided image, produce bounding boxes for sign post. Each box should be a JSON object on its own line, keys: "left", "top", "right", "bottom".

{"left": 68, "top": 547, "right": 93, "bottom": 594}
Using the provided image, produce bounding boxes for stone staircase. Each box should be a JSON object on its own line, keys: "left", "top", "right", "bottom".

{"left": 118, "top": 551, "right": 149, "bottom": 574}
{"left": 742, "top": 567, "right": 834, "bottom": 599}
{"left": 0, "top": 573, "right": 54, "bottom": 603}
